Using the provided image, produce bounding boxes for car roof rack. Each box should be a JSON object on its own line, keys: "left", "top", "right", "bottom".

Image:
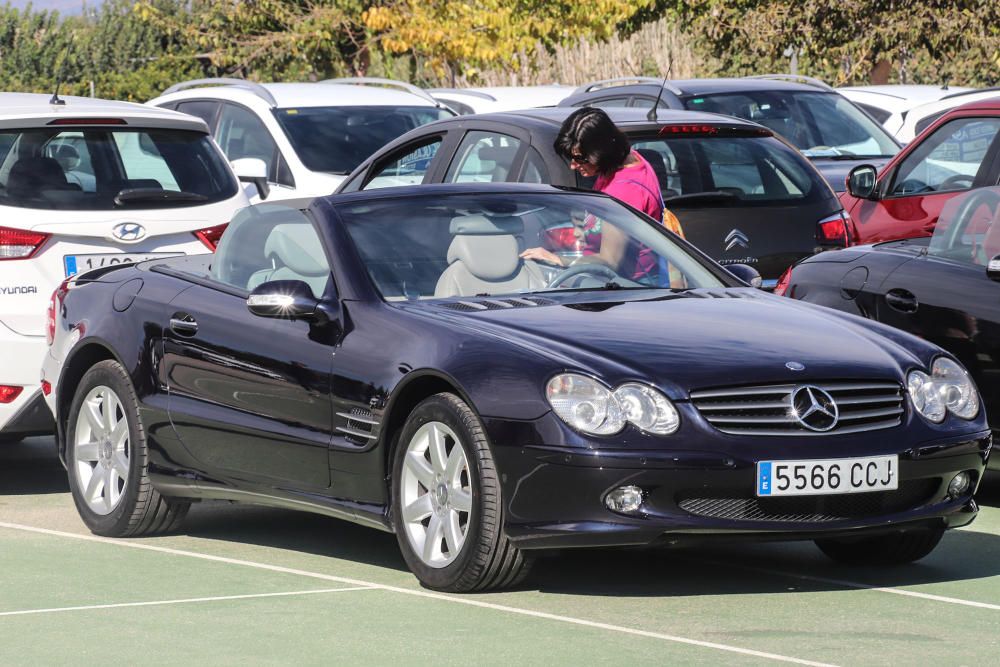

{"left": 160, "top": 78, "right": 278, "bottom": 107}
{"left": 744, "top": 74, "right": 834, "bottom": 92}
{"left": 427, "top": 88, "right": 498, "bottom": 102}
{"left": 572, "top": 77, "right": 684, "bottom": 97}
{"left": 321, "top": 77, "right": 444, "bottom": 107}
{"left": 940, "top": 86, "right": 1000, "bottom": 101}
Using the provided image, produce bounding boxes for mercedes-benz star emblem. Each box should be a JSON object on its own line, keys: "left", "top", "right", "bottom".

{"left": 112, "top": 222, "right": 146, "bottom": 242}
{"left": 790, "top": 385, "right": 839, "bottom": 432}
{"left": 724, "top": 228, "right": 750, "bottom": 251}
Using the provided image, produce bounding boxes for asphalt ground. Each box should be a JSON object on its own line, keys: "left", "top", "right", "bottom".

{"left": 2, "top": 437, "right": 999, "bottom": 666}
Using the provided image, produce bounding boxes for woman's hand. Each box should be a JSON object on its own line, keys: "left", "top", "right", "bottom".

{"left": 520, "top": 247, "right": 565, "bottom": 266}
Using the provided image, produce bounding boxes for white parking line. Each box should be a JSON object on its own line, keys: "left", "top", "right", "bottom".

{"left": 0, "top": 587, "right": 374, "bottom": 617}
{"left": 0, "top": 522, "right": 834, "bottom": 667}
{"left": 694, "top": 557, "right": 1000, "bottom": 611}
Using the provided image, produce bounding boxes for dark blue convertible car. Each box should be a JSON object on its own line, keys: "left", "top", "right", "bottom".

{"left": 43, "top": 184, "right": 990, "bottom": 591}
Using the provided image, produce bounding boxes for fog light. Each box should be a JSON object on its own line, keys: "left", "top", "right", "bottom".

{"left": 948, "top": 472, "right": 971, "bottom": 498}
{"left": 605, "top": 485, "right": 644, "bottom": 514}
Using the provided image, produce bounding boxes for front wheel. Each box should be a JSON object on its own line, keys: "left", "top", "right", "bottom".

{"left": 391, "top": 393, "right": 532, "bottom": 592}
{"left": 66, "top": 360, "right": 189, "bottom": 537}
{"left": 814, "top": 528, "right": 944, "bottom": 566}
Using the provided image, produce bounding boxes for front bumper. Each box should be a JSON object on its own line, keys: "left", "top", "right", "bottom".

{"left": 487, "top": 415, "right": 990, "bottom": 550}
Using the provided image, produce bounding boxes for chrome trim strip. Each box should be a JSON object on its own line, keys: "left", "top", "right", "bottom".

{"left": 336, "top": 425, "right": 378, "bottom": 439}
{"left": 336, "top": 411, "right": 379, "bottom": 425}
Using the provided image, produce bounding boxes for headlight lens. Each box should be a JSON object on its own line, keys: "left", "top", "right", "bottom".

{"left": 546, "top": 374, "right": 678, "bottom": 436}
{"left": 613, "top": 383, "right": 680, "bottom": 435}
{"left": 907, "top": 358, "right": 979, "bottom": 423}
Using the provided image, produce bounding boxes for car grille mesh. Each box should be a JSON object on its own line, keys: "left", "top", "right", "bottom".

{"left": 439, "top": 296, "right": 554, "bottom": 312}
{"left": 676, "top": 478, "right": 940, "bottom": 522}
{"left": 689, "top": 380, "right": 904, "bottom": 436}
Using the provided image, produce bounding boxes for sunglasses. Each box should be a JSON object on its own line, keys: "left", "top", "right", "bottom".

{"left": 569, "top": 152, "right": 592, "bottom": 164}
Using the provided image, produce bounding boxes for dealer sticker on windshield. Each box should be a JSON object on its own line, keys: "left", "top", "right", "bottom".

{"left": 757, "top": 455, "right": 898, "bottom": 497}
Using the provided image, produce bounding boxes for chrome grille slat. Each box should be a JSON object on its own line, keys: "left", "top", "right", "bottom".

{"left": 690, "top": 379, "right": 905, "bottom": 436}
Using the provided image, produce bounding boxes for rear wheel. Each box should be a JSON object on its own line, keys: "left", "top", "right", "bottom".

{"left": 66, "top": 360, "right": 188, "bottom": 536}
{"left": 815, "top": 528, "right": 944, "bottom": 566}
{"left": 391, "top": 393, "right": 532, "bottom": 592}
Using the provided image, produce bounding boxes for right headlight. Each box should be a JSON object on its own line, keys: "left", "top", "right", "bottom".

{"left": 907, "top": 357, "right": 979, "bottom": 423}
{"left": 545, "top": 373, "right": 679, "bottom": 436}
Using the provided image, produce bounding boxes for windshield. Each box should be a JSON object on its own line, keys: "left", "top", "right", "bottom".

{"left": 338, "top": 192, "right": 727, "bottom": 300}
{"left": 628, "top": 133, "right": 829, "bottom": 206}
{"left": 0, "top": 128, "right": 237, "bottom": 211}
{"left": 274, "top": 106, "right": 453, "bottom": 174}
{"left": 684, "top": 92, "right": 899, "bottom": 158}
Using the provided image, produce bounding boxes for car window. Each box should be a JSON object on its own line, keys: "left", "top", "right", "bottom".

{"left": 363, "top": 137, "right": 443, "bottom": 190}
{"left": 855, "top": 103, "right": 892, "bottom": 125}
{"left": 216, "top": 104, "right": 277, "bottom": 177}
{"left": 0, "top": 128, "right": 237, "bottom": 210}
{"left": 630, "top": 134, "right": 825, "bottom": 205}
{"left": 891, "top": 118, "right": 1000, "bottom": 196}
{"left": 913, "top": 110, "right": 950, "bottom": 137}
{"left": 212, "top": 204, "right": 331, "bottom": 298}
{"left": 576, "top": 97, "right": 630, "bottom": 109}
{"left": 520, "top": 147, "right": 549, "bottom": 184}
{"left": 927, "top": 186, "right": 1000, "bottom": 266}
{"left": 175, "top": 101, "right": 220, "bottom": 129}
{"left": 445, "top": 131, "right": 522, "bottom": 183}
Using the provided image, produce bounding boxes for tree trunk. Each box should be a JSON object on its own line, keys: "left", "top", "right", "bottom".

{"left": 870, "top": 57, "right": 891, "bottom": 85}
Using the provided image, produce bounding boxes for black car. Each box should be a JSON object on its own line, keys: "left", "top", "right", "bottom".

{"left": 44, "top": 185, "right": 989, "bottom": 592}
{"left": 338, "top": 107, "right": 847, "bottom": 288}
{"left": 558, "top": 75, "right": 902, "bottom": 192}
{"left": 781, "top": 185, "right": 1000, "bottom": 463}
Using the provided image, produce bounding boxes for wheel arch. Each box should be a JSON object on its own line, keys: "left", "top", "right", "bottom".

{"left": 55, "top": 339, "right": 123, "bottom": 461}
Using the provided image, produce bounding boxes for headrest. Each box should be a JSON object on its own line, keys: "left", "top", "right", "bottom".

{"left": 449, "top": 214, "right": 523, "bottom": 236}
{"left": 7, "top": 157, "right": 68, "bottom": 196}
{"left": 264, "top": 224, "right": 329, "bottom": 277}
{"left": 447, "top": 235, "right": 521, "bottom": 281}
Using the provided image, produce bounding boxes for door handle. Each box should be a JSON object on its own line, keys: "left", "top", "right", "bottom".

{"left": 169, "top": 313, "right": 198, "bottom": 336}
{"left": 885, "top": 289, "right": 918, "bottom": 313}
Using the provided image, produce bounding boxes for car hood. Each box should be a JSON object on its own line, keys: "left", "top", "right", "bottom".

{"left": 811, "top": 157, "right": 891, "bottom": 193}
{"left": 405, "top": 289, "right": 931, "bottom": 399}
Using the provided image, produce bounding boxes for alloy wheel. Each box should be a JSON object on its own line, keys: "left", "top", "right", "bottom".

{"left": 73, "top": 385, "right": 130, "bottom": 515}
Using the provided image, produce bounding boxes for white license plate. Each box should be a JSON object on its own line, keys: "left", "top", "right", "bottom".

{"left": 64, "top": 253, "right": 182, "bottom": 277}
{"left": 757, "top": 455, "right": 898, "bottom": 497}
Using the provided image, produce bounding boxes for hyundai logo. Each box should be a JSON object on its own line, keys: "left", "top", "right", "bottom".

{"left": 724, "top": 228, "right": 750, "bottom": 251}
{"left": 790, "top": 385, "right": 839, "bottom": 432}
{"left": 112, "top": 222, "right": 146, "bottom": 242}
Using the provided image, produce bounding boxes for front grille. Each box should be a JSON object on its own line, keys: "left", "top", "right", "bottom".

{"left": 689, "top": 380, "right": 904, "bottom": 436}
{"left": 439, "top": 296, "right": 554, "bottom": 312}
{"left": 677, "top": 478, "right": 940, "bottom": 522}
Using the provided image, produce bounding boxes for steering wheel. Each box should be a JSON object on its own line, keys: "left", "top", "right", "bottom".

{"left": 939, "top": 188, "right": 1000, "bottom": 253}
{"left": 940, "top": 174, "right": 976, "bottom": 190}
{"left": 547, "top": 261, "right": 624, "bottom": 288}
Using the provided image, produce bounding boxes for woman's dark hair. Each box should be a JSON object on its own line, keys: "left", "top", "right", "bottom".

{"left": 554, "top": 107, "right": 631, "bottom": 176}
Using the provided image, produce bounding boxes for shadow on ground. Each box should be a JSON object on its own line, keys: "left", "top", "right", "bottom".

{"left": 0, "top": 437, "right": 67, "bottom": 495}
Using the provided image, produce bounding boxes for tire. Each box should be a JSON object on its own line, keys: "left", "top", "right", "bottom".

{"left": 391, "top": 393, "right": 532, "bottom": 592}
{"left": 65, "top": 360, "right": 189, "bottom": 537}
{"left": 815, "top": 528, "right": 945, "bottom": 566}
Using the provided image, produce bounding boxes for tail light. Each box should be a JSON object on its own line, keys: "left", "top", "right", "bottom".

{"left": 816, "top": 211, "right": 851, "bottom": 247}
{"left": 194, "top": 223, "right": 228, "bottom": 251}
{"left": 0, "top": 225, "right": 50, "bottom": 260}
{"left": 0, "top": 385, "right": 23, "bottom": 404}
{"left": 773, "top": 266, "right": 793, "bottom": 297}
{"left": 47, "top": 280, "right": 70, "bottom": 346}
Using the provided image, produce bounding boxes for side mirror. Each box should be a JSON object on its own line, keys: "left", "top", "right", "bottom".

{"left": 847, "top": 164, "right": 878, "bottom": 200}
{"left": 725, "top": 263, "right": 763, "bottom": 288}
{"left": 231, "top": 157, "right": 270, "bottom": 200}
{"left": 247, "top": 280, "right": 326, "bottom": 322}
{"left": 988, "top": 256, "right": 1000, "bottom": 282}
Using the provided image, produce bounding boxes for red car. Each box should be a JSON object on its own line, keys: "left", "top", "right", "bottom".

{"left": 841, "top": 96, "right": 1000, "bottom": 244}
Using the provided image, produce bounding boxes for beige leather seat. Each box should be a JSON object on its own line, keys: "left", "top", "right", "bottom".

{"left": 434, "top": 215, "right": 546, "bottom": 298}
{"left": 247, "top": 223, "right": 330, "bottom": 297}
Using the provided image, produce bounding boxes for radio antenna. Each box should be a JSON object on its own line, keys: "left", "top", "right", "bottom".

{"left": 645, "top": 61, "right": 672, "bottom": 122}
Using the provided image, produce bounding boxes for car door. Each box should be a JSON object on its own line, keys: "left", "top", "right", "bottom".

{"left": 162, "top": 204, "right": 336, "bottom": 489}
{"left": 215, "top": 102, "right": 296, "bottom": 201}
{"left": 849, "top": 116, "right": 1000, "bottom": 243}
{"left": 873, "top": 217, "right": 1000, "bottom": 428}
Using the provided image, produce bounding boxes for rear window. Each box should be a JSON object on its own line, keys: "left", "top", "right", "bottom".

{"left": 627, "top": 133, "right": 831, "bottom": 207}
{"left": 0, "top": 127, "right": 237, "bottom": 210}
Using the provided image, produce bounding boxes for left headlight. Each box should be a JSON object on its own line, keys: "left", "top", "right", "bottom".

{"left": 546, "top": 374, "right": 679, "bottom": 436}
{"left": 907, "top": 357, "right": 979, "bottom": 423}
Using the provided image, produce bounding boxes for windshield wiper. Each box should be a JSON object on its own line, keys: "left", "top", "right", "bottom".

{"left": 665, "top": 191, "right": 740, "bottom": 205}
{"left": 114, "top": 188, "right": 209, "bottom": 207}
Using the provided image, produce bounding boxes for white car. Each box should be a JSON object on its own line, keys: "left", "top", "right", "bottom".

{"left": 427, "top": 85, "right": 574, "bottom": 115}
{"left": 0, "top": 92, "right": 249, "bottom": 444}
{"left": 148, "top": 78, "right": 454, "bottom": 202}
{"left": 837, "top": 85, "right": 973, "bottom": 141}
{"left": 893, "top": 89, "right": 1000, "bottom": 144}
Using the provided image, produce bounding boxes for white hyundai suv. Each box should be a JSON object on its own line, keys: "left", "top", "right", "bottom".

{"left": 148, "top": 77, "right": 454, "bottom": 201}
{"left": 0, "top": 93, "right": 248, "bottom": 444}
